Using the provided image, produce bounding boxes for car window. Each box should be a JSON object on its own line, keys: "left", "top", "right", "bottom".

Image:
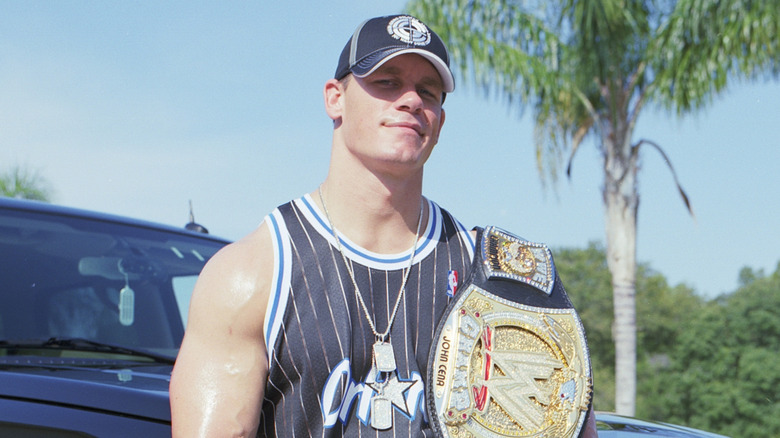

{"left": 0, "top": 206, "right": 226, "bottom": 361}
{"left": 172, "top": 275, "right": 199, "bottom": 326}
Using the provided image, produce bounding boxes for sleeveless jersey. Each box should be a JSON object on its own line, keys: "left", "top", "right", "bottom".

{"left": 259, "top": 194, "right": 475, "bottom": 437}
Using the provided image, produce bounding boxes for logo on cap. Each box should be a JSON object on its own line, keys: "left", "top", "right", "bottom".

{"left": 387, "top": 16, "right": 431, "bottom": 46}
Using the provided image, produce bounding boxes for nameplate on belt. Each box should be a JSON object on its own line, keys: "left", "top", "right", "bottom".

{"left": 427, "top": 226, "right": 592, "bottom": 437}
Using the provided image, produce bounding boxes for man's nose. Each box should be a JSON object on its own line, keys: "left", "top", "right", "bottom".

{"left": 396, "top": 87, "right": 424, "bottom": 113}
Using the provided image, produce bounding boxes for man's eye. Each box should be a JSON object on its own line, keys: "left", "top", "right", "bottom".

{"left": 418, "top": 88, "right": 441, "bottom": 102}
{"left": 376, "top": 79, "right": 398, "bottom": 87}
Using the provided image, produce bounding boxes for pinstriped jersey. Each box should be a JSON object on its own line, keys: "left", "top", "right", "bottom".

{"left": 260, "top": 194, "right": 475, "bottom": 437}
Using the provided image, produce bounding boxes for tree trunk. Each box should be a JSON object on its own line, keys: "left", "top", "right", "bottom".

{"left": 602, "top": 130, "right": 639, "bottom": 416}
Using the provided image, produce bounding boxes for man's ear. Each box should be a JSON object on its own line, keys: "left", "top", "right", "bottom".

{"left": 323, "top": 78, "right": 345, "bottom": 122}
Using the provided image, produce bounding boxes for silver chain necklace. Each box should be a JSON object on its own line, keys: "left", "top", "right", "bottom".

{"left": 318, "top": 186, "right": 423, "bottom": 430}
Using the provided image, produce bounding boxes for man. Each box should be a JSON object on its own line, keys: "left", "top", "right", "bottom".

{"left": 171, "top": 14, "right": 597, "bottom": 437}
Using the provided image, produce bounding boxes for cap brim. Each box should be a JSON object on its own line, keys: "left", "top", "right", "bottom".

{"left": 351, "top": 48, "right": 455, "bottom": 93}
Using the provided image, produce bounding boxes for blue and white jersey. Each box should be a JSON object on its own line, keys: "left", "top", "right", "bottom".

{"left": 259, "top": 194, "right": 475, "bottom": 437}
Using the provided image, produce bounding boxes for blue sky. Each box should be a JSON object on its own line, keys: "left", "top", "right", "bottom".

{"left": 2, "top": 1, "right": 778, "bottom": 298}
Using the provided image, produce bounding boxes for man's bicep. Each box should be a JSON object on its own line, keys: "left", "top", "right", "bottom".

{"left": 172, "top": 320, "right": 266, "bottom": 437}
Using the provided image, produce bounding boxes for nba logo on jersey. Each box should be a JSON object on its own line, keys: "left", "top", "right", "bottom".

{"left": 447, "top": 270, "right": 458, "bottom": 297}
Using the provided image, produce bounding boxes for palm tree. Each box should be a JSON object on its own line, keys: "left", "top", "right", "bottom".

{"left": 0, "top": 165, "right": 53, "bottom": 201}
{"left": 406, "top": 0, "right": 778, "bottom": 415}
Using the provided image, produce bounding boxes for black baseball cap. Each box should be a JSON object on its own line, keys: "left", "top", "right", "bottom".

{"left": 334, "top": 15, "right": 455, "bottom": 93}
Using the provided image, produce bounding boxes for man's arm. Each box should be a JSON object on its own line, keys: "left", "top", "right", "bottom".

{"left": 170, "top": 224, "right": 273, "bottom": 437}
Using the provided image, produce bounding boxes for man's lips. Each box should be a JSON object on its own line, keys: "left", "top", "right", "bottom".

{"left": 384, "top": 121, "right": 424, "bottom": 136}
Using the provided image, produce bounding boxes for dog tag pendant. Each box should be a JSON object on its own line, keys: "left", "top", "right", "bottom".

{"left": 373, "top": 341, "right": 396, "bottom": 373}
{"left": 371, "top": 395, "right": 393, "bottom": 430}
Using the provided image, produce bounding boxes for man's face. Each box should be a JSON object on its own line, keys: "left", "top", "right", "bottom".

{"left": 334, "top": 53, "right": 446, "bottom": 178}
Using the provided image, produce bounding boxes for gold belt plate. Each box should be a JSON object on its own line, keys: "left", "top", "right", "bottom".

{"left": 430, "top": 285, "right": 592, "bottom": 437}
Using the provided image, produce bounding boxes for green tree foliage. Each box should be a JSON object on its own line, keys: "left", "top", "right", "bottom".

{"left": 654, "top": 263, "right": 780, "bottom": 437}
{"left": 0, "top": 165, "right": 53, "bottom": 202}
{"left": 555, "top": 244, "right": 702, "bottom": 415}
{"left": 559, "top": 245, "right": 780, "bottom": 436}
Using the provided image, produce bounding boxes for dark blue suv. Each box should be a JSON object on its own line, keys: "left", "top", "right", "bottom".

{"left": 0, "top": 197, "right": 228, "bottom": 437}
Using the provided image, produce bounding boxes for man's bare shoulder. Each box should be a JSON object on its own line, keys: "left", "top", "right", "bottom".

{"left": 187, "top": 221, "right": 274, "bottom": 332}
{"left": 208, "top": 222, "right": 273, "bottom": 280}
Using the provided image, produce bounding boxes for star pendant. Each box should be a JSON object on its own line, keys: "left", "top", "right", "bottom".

{"left": 368, "top": 371, "right": 414, "bottom": 416}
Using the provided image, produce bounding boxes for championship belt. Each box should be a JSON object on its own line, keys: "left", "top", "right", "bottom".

{"left": 427, "top": 226, "right": 593, "bottom": 437}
